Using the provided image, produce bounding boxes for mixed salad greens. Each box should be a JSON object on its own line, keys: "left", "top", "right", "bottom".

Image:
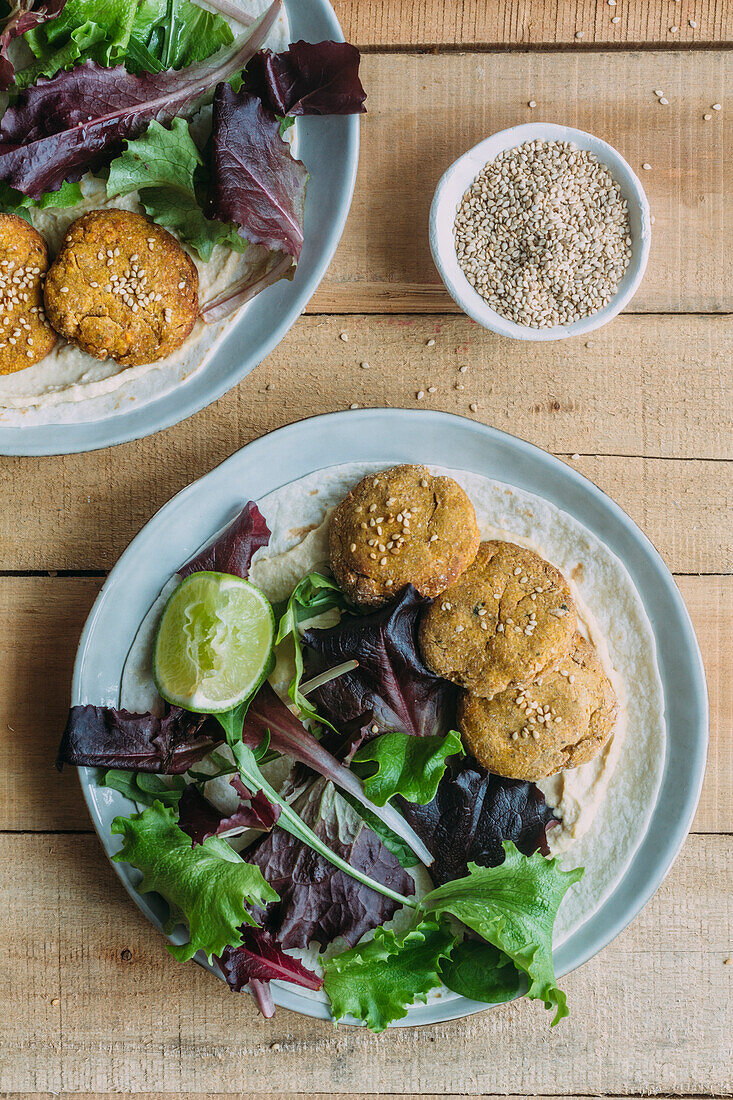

{"left": 58, "top": 500, "right": 583, "bottom": 1031}
{"left": 0, "top": 0, "right": 366, "bottom": 317}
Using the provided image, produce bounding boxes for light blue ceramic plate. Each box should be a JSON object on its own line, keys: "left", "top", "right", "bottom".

{"left": 73, "top": 410, "right": 708, "bottom": 1025}
{"left": 0, "top": 0, "right": 359, "bottom": 456}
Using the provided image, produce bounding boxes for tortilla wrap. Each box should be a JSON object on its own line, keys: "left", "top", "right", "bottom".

{"left": 119, "top": 461, "right": 666, "bottom": 963}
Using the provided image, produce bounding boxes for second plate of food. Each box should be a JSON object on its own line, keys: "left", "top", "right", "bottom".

{"left": 67, "top": 409, "right": 707, "bottom": 1027}
{"left": 0, "top": 0, "right": 360, "bottom": 455}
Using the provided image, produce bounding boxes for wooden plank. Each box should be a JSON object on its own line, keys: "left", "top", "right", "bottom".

{"left": 1, "top": 833, "right": 730, "bottom": 1094}
{"left": 308, "top": 51, "right": 731, "bottom": 314}
{"left": 333, "top": 1, "right": 733, "bottom": 48}
{"left": 1, "top": 1096, "right": 725, "bottom": 1100}
{"left": 0, "top": 315, "right": 731, "bottom": 572}
{"left": 0, "top": 575, "right": 729, "bottom": 834}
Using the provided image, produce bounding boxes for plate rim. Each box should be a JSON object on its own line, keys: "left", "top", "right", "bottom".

{"left": 0, "top": 0, "right": 359, "bottom": 457}
{"left": 72, "top": 408, "right": 709, "bottom": 1027}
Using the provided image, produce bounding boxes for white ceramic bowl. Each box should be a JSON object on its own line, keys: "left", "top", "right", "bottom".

{"left": 429, "top": 123, "right": 651, "bottom": 341}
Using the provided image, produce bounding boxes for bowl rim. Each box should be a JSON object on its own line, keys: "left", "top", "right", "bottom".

{"left": 429, "top": 122, "right": 652, "bottom": 342}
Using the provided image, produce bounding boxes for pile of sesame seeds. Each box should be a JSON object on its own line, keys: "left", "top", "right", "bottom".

{"left": 511, "top": 686, "right": 565, "bottom": 742}
{"left": 91, "top": 246, "right": 164, "bottom": 315}
{"left": 352, "top": 475, "right": 437, "bottom": 586}
{"left": 454, "top": 139, "right": 632, "bottom": 328}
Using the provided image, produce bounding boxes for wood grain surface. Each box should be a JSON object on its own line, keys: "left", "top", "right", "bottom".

{"left": 2, "top": 2, "right": 731, "bottom": 1097}
{"left": 334, "top": 0, "right": 733, "bottom": 48}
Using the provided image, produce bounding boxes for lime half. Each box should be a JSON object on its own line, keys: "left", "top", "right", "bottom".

{"left": 153, "top": 571, "right": 275, "bottom": 713}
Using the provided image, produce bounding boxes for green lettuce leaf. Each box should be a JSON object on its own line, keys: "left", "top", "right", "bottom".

{"left": 102, "top": 769, "right": 186, "bottom": 808}
{"left": 20, "top": 0, "right": 233, "bottom": 84}
{"left": 418, "top": 842, "right": 582, "bottom": 1024}
{"left": 439, "top": 939, "right": 521, "bottom": 1005}
{"left": 106, "top": 118, "right": 246, "bottom": 261}
{"left": 0, "top": 179, "right": 83, "bottom": 221}
{"left": 351, "top": 729, "right": 464, "bottom": 807}
{"left": 274, "top": 571, "right": 348, "bottom": 726}
{"left": 111, "top": 800, "right": 278, "bottom": 962}
{"left": 323, "top": 919, "right": 455, "bottom": 1032}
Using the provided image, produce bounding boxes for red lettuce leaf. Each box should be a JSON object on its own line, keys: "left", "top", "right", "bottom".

{"left": 178, "top": 777, "right": 279, "bottom": 844}
{"left": 397, "top": 755, "right": 558, "bottom": 885}
{"left": 247, "top": 777, "right": 414, "bottom": 949}
{"left": 207, "top": 84, "right": 307, "bottom": 259}
{"left": 0, "top": 0, "right": 281, "bottom": 198}
{"left": 303, "top": 585, "right": 457, "bottom": 740}
{"left": 239, "top": 681, "right": 433, "bottom": 866}
{"left": 0, "top": 0, "right": 67, "bottom": 91}
{"left": 248, "top": 977, "right": 275, "bottom": 1018}
{"left": 243, "top": 41, "right": 366, "bottom": 116}
{"left": 56, "top": 705, "right": 221, "bottom": 773}
{"left": 178, "top": 500, "right": 270, "bottom": 580}
{"left": 217, "top": 925, "right": 322, "bottom": 993}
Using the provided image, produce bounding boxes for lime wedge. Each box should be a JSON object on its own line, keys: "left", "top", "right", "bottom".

{"left": 153, "top": 571, "right": 275, "bottom": 713}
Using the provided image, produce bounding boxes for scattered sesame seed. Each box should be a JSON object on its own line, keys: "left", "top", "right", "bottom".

{"left": 349, "top": 403, "right": 359, "bottom": 410}
{"left": 608, "top": 0, "right": 616, "bottom": 5}
{"left": 654, "top": 90, "right": 664, "bottom": 97}
{"left": 469, "top": 402, "right": 478, "bottom": 412}
{"left": 458, "top": 364, "right": 467, "bottom": 373}
{"left": 429, "top": 533, "right": 438, "bottom": 542}
{"left": 659, "top": 97, "right": 669, "bottom": 105}
{"left": 340, "top": 331, "right": 349, "bottom": 342}
{"left": 60, "top": 286, "right": 69, "bottom": 294}
{"left": 611, "top": 15, "right": 620, "bottom": 22}
{"left": 575, "top": 30, "right": 584, "bottom": 39}
{"left": 416, "top": 390, "right": 425, "bottom": 400}
{"left": 350, "top": 543, "right": 356, "bottom": 552}
{"left": 428, "top": 385, "right": 437, "bottom": 393}
{"left": 642, "top": 163, "right": 652, "bottom": 170}
{"left": 426, "top": 338, "right": 436, "bottom": 347}
{"left": 178, "top": 280, "right": 186, "bottom": 289}
{"left": 704, "top": 113, "right": 713, "bottom": 120}
{"left": 689, "top": 19, "right": 697, "bottom": 27}
{"left": 360, "top": 361, "right": 370, "bottom": 369}
{"left": 669, "top": 25, "right": 678, "bottom": 32}
{"left": 712, "top": 103, "right": 722, "bottom": 111}
{"left": 528, "top": 100, "right": 536, "bottom": 109}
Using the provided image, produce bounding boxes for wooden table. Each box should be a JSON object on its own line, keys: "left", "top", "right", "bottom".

{"left": 1, "top": 2, "right": 731, "bottom": 1096}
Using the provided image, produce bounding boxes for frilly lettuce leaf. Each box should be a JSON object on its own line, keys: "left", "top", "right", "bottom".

{"left": 351, "top": 729, "right": 464, "bottom": 807}
{"left": 106, "top": 118, "right": 246, "bottom": 261}
{"left": 323, "top": 918, "right": 454, "bottom": 1032}
{"left": 418, "top": 842, "right": 582, "bottom": 1024}
{"left": 111, "top": 800, "right": 278, "bottom": 962}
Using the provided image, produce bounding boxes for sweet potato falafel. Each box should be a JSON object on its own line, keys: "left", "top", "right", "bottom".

{"left": 419, "top": 540, "right": 577, "bottom": 698}
{"left": 329, "top": 464, "right": 480, "bottom": 608}
{"left": 0, "top": 213, "right": 57, "bottom": 374}
{"left": 44, "top": 209, "right": 199, "bottom": 366}
{"left": 457, "top": 633, "right": 618, "bottom": 781}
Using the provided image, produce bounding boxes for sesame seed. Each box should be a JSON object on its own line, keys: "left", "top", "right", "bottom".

{"left": 426, "top": 338, "right": 435, "bottom": 347}
{"left": 469, "top": 402, "right": 478, "bottom": 413}
{"left": 659, "top": 97, "right": 669, "bottom": 105}
{"left": 575, "top": 30, "right": 584, "bottom": 39}
{"left": 428, "top": 386, "right": 437, "bottom": 393}
{"left": 455, "top": 625, "right": 464, "bottom": 633}
{"left": 350, "top": 543, "right": 356, "bottom": 552}
{"left": 689, "top": 19, "right": 697, "bottom": 27}
{"left": 340, "top": 331, "right": 349, "bottom": 342}
{"left": 514, "top": 568, "right": 522, "bottom": 576}
{"left": 528, "top": 100, "right": 536, "bottom": 109}
{"left": 420, "top": 478, "right": 429, "bottom": 487}
{"left": 654, "top": 90, "right": 664, "bottom": 98}
{"left": 704, "top": 113, "right": 713, "bottom": 120}
{"left": 349, "top": 403, "right": 359, "bottom": 410}
{"left": 669, "top": 25, "right": 678, "bottom": 33}
{"left": 416, "top": 390, "right": 425, "bottom": 400}
{"left": 60, "top": 286, "right": 69, "bottom": 294}
{"left": 642, "top": 163, "right": 652, "bottom": 170}
{"left": 429, "top": 533, "right": 438, "bottom": 542}
{"left": 611, "top": 15, "right": 620, "bottom": 21}
{"left": 713, "top": 103, "right": 722, "bottom": 111}
{"left": 360, "top": 361, "right": 370, "bottom": 369}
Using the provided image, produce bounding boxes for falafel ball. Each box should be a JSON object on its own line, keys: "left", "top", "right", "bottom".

{"left": 329, "top": 464, "right": 480, "bottom": 608}
{"left": 457, "top": 634, "right": 618, "bottom": 781}
{"left": 44, "top": 210, "right": 199, "bottom": 366}
{"left": 419, "top": 540, "right": 577, "bottom": 698}
{"left": 0, "top": 213, "right": 57, "bottom": 374}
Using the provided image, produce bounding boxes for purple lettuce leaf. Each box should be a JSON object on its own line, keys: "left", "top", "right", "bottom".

{"left": 207, "top": 84, "right": 307, "bottom": 259}
{"left": 178, "top": 500, "right": 270, "bottom": 580}
{"left": 248, "top": 977, "right": 275, "bottom": 1018}
{"left": 216, "top": 925, "right": 322, "bottom": 994}
{"left": 397, "top": 755, "right": 558, "bottom": 885}
{"left": 303, "top": 585, "right": 457, "bottom": 740}
{"left": 56, "top": 705, "right": 221, "bottom": 773}
{"left": 243, "top": 41, "right": 366, "bottom": 116}
{"left": 178, "top": 777, "right": 279, "bottom": 844}
{"left": 239, "top": 681, "right": 433, "bottom": 866}
{"left": 248, "top": 777, "right": 414, "bottom": 949}
{"left": 0, "top": 0, "right": 281, "bottom": 198}
{"left": 0, "top": 0, "right": 67, "bottom": 91}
